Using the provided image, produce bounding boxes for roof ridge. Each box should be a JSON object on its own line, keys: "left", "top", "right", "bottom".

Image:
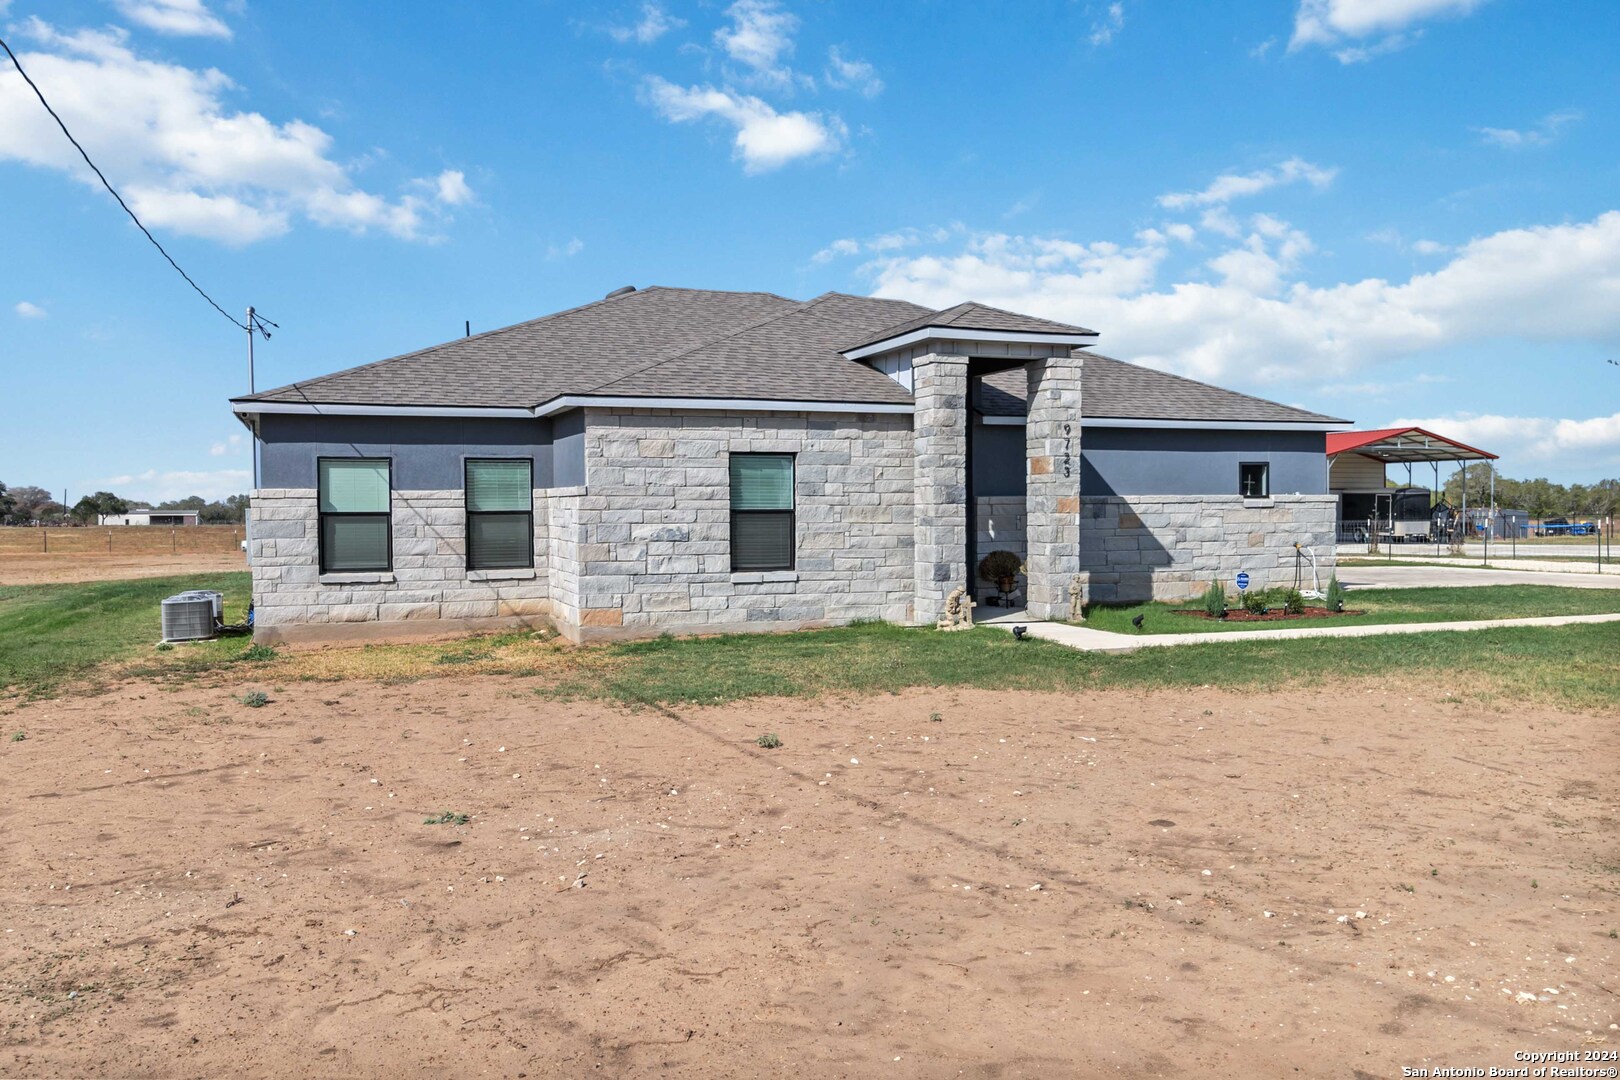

{"left": 1080, "top": 352, "right": 1346, "bottom": 423}
{"left": 578, "top": 293, "right": 825, "bottom": 398}
{"left": 237, "top": 287, "right": 650, "bottom": 403}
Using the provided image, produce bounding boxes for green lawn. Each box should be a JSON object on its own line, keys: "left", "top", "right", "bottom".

{"left": 0, "top": 572, "right": 253, "bottom": 697}
{"left": 531, "top": 619, "right": 1620, "bottom": 710}
{"left": 3, "top": 573, "right": 1619, "bottom": 711}
{"left": 1079, "top": 585, "right": 1620, "bottom": 635}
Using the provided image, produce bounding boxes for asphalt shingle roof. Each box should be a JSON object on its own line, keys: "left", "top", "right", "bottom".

{"left": 585, "top": 292, "right": 929, "bottom": 404}
{"left": 234, "top": 288, "right": 1341, "bottom": 424}
{"left": 845, "top": 301, "right": 1096, "bottom": 351}
{"left": 978, "top": 354, "right": 1348, "bottom": 424}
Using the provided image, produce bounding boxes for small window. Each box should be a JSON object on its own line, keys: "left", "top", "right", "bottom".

{"left": 319, "top": 458, "right": 391, "bottom": 572}
{"left": 1239, "top": 462, "right": 1270, "bottom": 499}
{"left": 730, "top": 453, "right": 795, "bottom": 571}
{"left": 465, "top": 459, "right": 533, "bottom": 570}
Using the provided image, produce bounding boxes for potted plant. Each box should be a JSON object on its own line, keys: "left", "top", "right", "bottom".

{"left": 977, "top": 550, "right": 1023, "bottom": 606}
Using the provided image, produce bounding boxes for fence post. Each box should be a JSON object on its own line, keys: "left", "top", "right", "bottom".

{"left": 107, "top": 530, "right": 112, "bottom": 554}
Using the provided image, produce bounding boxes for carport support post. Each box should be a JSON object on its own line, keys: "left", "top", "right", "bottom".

{"left": 912, "top": 352, "right": 969, "bottom": 625}
{"left": 1024, "top": 352, "right": 1084, "bottom": 621}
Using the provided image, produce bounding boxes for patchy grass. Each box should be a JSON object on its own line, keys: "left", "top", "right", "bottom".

{"left": 524, "top": 619, "right": 1620, "bottom": 710}
{"left": 0, "top": 572, "right": 252, "bottom": 698}
{"left": 1081, "top": 585, "right": 1620, "bottom": 636}
{"left": 4, "top": 576, "right": 1619, "bottom": 712}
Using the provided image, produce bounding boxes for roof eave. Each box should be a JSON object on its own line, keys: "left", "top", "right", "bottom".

{"left": 842, "top": 326, "right": 1099, "bottom": 361}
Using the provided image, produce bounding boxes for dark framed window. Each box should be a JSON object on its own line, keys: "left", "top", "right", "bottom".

{"left": 730, "top": 453, "right": 795, "bottom": 571}
{"left": 1239, "top": 461, "right": 1270, "bottom": 499}
{"left": 318, "top": 458, "right": 391, "bottom": 573}
{"left": 465, "top": 458, "right": 534, "bottom": 570}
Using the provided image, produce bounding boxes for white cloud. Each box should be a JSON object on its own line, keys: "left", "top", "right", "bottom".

{"left": 1476, "top": 110, "right": 1581, "bottom": 149}
{"left": 1089, "top": 2, "right": 1125, "bottom": 47}
{"left": 1389, "top": 411, "right": 1620, "bottom": 468}
{"left": 715, "top": 0, "right": 800, "bottom": 88}
{"left": 824, "top": 46, "right": 883, "bottom": 97}
{"left": 862, "top": 209, "right": 1620, "bottom": 389}
{"left": 101, "top": 467, "right": 251, "bottom": 501}
{"left": 1158, "top": 157, "right": 1338, "bottom": 210}
{"left": 14, "top": 300, "right": 47, "bottom": 318}
{"left": 433, "top": 169, "right": 474, "bottom": 206}
{"left": 0, "top": 20, "right": 472, "bottom": 244}
{"left": 1290, "top": 0, "right": 1487, "bottom": 62}
{"left": 546, "top": 237, "right": 585, "bottom": 260}
{"left": 608, "top": 3, "right": 685, "bottom": 45}
{"left": 641, "top": 76, "right": 843, "bottom": 173}
{"left": 811, "top": 225, "right": 958, "bottom": 264}
{"left": 110, "top": 0, "right": 231, "bottom": 38}
{"left": 1368, "top": 228, "right": 1451, "bottom": 255}
{"left": 209, "top": 433, "right": 244, "bottom": 457}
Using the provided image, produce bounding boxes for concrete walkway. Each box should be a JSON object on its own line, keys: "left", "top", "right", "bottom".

{"left": 1335, "top": 563, "right": 1620, "bottom": 590}
{"left": 1335, "top": 548, "right": 1616, "bottom": 577}
{"left": 982, "top": 610, "right": 1620, "bottom": 654}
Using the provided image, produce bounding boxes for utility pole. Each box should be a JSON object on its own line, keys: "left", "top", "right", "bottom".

{"left": 247, "top": 306, "right": 259, "bottom": 492}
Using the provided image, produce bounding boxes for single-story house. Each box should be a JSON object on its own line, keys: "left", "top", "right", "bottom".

{"left": 231, "top": 286, "right": 1350, "bottom": 644}
{"left": 100, "top": 508, "right": 200, "bottom": 526}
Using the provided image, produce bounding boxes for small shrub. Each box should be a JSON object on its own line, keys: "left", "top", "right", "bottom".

{"left": 155, "top": 642, "right": 174, "bottom": 653}
{"left": 756, "top": 733, "right": 783, "bottom": 749}
{"left": 928, "top": 711, "right": 942, "bottom": 722}
{"left": 237, "top": 691, "right": 269, "bottom": 708}
{"left": 1201, "top": 581, "right": 1227, "bottom": 618}
{"left": 1242, "top": 590, "right": 1266, "bottom": 614}
{"left": 10, "top": 731, "right": 24, "bottom": 743}
{"left": 977, "top": 550, "right": 1024, "bottom": 593}
{"left": 1282, "top": 589, "right": 1305, "bottom": 615}
{"left": 1325, "top": 574, "right": 1348, "bottom": 613}
{"left": 424, "top": 811, "right": 471, "bottom": 826}
{"left": 239, "top": 643, "right": 277, "bottom": 663}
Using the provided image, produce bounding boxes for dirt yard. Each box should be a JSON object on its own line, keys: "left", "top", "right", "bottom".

{"left": 0, "top": 552, "right": 246, "bottom": 586}
{"left": 1, "top": 679, "right": 1615, "bottom": 1078}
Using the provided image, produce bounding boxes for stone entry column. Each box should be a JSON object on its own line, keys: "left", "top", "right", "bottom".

{"left": 912, "top": 352, "right": 969, "bottom": 625}
{"left": 1025, "top": 352, "right": 1083, "bottom": 620}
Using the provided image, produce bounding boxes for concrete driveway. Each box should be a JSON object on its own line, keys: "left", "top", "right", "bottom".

{"left": 1337, "top": 563, "right": 1620, "bottom": 590}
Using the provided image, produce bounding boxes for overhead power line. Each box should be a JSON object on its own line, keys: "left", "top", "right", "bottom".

{"left": 0, "top": 32, "right": 266, "bottom": 336}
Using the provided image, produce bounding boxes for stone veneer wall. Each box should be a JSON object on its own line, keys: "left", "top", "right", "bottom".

{"left": 249, "top": 487, "right": 552, "bottom": 641}
{"left": 911, "top": 354, "right": 969, "bottom": 625}
{"left": 1024, "top": 355, "right": 1084, "bottom": 620}
{"left": 560, "top": 408, "right": 915, "bottom": 641}
{"left": 968, "top": 493, "right": 1337, "bottom": 604}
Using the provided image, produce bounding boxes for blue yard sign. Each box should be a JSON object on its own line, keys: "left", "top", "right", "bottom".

{"left": 1236, "top": 572, "right": 1250, "bottom": 592}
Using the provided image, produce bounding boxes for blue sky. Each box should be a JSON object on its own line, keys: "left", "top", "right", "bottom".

{"left": 2, "top": 0, "right": 1618, "bottom": 503}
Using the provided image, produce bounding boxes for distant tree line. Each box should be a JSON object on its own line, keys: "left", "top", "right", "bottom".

{"left": 0, "top": 483, "right": 249, "bottom": 525}
{"left": 1439, "top": 463, "right": 1620, "bottom": 520}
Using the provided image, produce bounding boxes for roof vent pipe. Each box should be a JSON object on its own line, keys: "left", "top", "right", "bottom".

{"left": 604, "top": 285, "right": 637, "bottom": 299}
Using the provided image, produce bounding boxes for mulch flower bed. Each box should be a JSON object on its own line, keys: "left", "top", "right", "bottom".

{"left": 1174, "top": 607, "right": 1364, "bottom": 622}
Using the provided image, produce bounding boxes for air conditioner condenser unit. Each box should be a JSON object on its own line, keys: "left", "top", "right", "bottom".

{"left": 161, "top": 594, "right": 217, "bottom": 642}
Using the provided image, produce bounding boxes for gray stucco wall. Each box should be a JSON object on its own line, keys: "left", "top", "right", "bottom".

{"left": 552, "top": 409, "right": 586, "bottom": 488}
{"left": 1083, "top": 428, "right": 1327, "bottom": 496}
{"left": 258, "top": 414, "right": 557, "bottom": 490}
{"left": 971, "top": 419, "right": 1328, "bottom": 498}
{"left": 971, "top": 420, "right": 1026, "bottom": 497}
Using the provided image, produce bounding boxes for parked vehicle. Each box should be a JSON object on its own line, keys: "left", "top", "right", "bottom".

{"left": 1536, "top": 516, "right": 1596, "bottom": 537}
